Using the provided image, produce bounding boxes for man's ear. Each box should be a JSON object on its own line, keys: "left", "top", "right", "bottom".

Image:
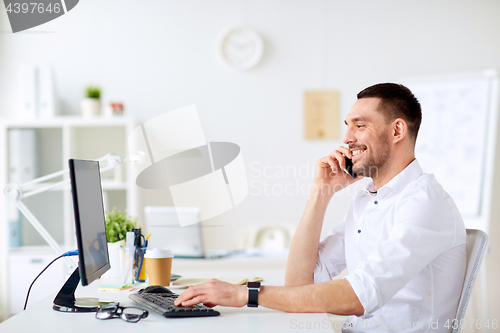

{"left": 392, "top": 118, "right": 407, "bottom": 144}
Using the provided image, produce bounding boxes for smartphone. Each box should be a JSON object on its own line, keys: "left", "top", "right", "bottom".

{"left": 344, "top": 156, "right": 357, "bottom": 179}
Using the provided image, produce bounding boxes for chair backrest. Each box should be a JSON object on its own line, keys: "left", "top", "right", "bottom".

{"left": 452, "top": 229, "right": 488, "bottom": 333}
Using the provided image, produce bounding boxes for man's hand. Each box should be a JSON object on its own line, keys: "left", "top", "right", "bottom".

{"left": 173, "top": 279, "right": 247, "bottom": 308}
{"left": 312, "top": 146, "right": 363, "bottom": 197}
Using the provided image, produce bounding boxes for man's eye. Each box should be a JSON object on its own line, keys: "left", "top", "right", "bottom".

{"left": 357, "top": 124, "right": 364, "bottom": 129}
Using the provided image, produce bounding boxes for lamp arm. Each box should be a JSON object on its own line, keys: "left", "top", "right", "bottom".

{"left": 20, "top": 169, "right": 69, "bottom": 188}
{"left": 22, "top": 179, "right": 70, "bottom": 199}
{"left": 3, "top": 154, "right": 122, "bottom": 268}
{"left": 8, "top": 154, "right": 122, "bottom": 200}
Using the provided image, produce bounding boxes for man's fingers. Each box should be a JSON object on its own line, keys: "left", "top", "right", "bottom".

{"left": 325, "top": 156, "right": 338, "bottom": 174}
{"left": 172, "top": 279, "right": 242, "bottom": 308}
{"left": 318, "top": 155, "right": 340, "bottom": 173}
{"left": 174, "top": 296, "right": 184, "bottom": 306}
{"left": 330, "top": 150, "right": 347, "bottom": 170}
{"left": 181, "top": 295, "right": 205, "bottom": 307}
{"left": 336, "top": 146, "right": 351, "bottom": 158}
{"left": 174, "top": 282, "right": 214, "bottom": 306}
{"left": 174, "top": 287, "right": 197, "bottom": 306}
{"left": 176, "top": 292, "right": 205, "bottom": 307}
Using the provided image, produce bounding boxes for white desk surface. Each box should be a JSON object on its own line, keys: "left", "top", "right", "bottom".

{"left": 0, "top": 268, "right": 346, "bottom": 333}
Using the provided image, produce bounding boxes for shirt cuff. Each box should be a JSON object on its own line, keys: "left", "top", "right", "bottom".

{"left": 345, "top": 271, "right": 380, "bottom": 317}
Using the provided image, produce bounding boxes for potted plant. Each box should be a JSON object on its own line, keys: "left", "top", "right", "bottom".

{"left": 104, "top": 207, "right": 139, "bottom": 280}
{"left": 81, "top": 85, "right": 101, "bottom": 117}
{"left": 105, "top": 207, "right": 139, "bottom": 243}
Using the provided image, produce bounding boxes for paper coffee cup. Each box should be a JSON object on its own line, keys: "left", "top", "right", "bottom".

{"left": 145, "top": 248, "right": 174, "bottom": 286}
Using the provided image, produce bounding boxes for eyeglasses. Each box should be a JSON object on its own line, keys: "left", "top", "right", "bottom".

{"left": 96, "top": 303, "right": 148, "bottom": 323}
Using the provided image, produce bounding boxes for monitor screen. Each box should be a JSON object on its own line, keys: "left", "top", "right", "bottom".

{"left": 69, "top": 159, "right": 110, "bottom": 286}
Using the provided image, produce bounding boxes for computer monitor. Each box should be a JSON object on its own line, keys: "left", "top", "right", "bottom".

{"left": 70, "top": 159, "right": 110, "bottom": 285}
{"left": 52, "top": 159, "right": 113, "bottom": 312}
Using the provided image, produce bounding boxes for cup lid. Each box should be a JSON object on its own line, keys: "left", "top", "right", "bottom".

{"left": 144, "top": 248, "right": 174, "bottom": 259}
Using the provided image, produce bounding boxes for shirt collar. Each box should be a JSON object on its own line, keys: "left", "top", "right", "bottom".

{"left": 365, "top": 159, "right": 423, "bottom": 195}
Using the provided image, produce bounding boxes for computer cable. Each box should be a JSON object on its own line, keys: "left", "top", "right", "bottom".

{"left": 23, "top": 250, "right": 78, "bottom": 310}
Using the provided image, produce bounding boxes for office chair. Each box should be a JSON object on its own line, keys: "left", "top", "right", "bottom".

{"left": 452, "top": 229, "right": 489, "bottom": 333}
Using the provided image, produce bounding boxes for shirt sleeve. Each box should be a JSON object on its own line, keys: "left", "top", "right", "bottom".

{"left": 345, "top": 185, "right": 462, "bottom": 316}
{"left": 314, "top": 218, "right": 347, "bottom": 283}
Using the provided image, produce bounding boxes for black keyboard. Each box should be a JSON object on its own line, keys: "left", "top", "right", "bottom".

{"left": 129, "top": 288, "right": 220, "bottom": 318}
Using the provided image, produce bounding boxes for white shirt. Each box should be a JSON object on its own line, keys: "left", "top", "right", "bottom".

{"left": 314, "top": 159, "right": 466, "bottom": 333}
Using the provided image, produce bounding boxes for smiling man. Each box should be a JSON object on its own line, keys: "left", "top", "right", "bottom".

{"left": 174, "top": 83, "right": 466, "bottom": 332}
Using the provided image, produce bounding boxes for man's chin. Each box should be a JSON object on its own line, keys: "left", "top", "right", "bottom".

{"left": 354, "top": 169, "right": 367, "bottom": 178}
{"left": 353, "top": 161, "right": 365, "bottom": 176}
{"left": 354, "top": 164, "right": 378, "bottom": 178}
{"left": 353, "top": 166, "right": 364, "bottom": 177}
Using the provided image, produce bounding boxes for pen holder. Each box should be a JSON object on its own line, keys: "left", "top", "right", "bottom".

{"left": 134, "top": 246, "right": 147, "bottom": 283}
{"left": 119, "top": 247, "right": 134, "bottom": 285}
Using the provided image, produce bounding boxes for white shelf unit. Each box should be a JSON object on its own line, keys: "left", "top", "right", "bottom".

{"left": 0, "top": 116, "right": 138, "bottom": 317}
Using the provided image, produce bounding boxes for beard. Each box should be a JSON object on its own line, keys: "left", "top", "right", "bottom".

{"left": 353, "top": 132, "right": 391, "bottom": 178}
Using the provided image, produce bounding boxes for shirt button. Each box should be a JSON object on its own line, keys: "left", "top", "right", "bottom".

{"left": 374, "top": 200, "right": 378, "bottom": 205}
{"left": 358, "top": 229, "right": 361, "bottom": 233}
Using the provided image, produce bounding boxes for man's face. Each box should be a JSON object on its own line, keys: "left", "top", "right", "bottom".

{"left": 343, "top": 98, "right": 392, "bottom": 178}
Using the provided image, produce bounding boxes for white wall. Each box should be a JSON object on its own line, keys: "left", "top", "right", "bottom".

{"left": 2, "top": 0, "right": 499, "bottom": 242}
{"left": 1, "top": 0, "right": 500, "bottom": 323}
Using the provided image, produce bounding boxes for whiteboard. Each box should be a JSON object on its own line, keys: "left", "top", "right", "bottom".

{"left": 404, "top": 71, "right": 498, "bottom": 221}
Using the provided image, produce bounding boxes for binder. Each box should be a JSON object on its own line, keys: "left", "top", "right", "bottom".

{"left": 8, "top": 129, "right": 38, "bottom": 183}
{"left": 38, "top": 66, "right": 56, "bottom": 118}
{"left": 17, "top": 66, "right": 37, "bottom": 119}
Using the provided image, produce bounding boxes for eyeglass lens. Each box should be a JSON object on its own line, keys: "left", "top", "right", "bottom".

{"left": 121, "top": 307, "right": 148, "bottom": 322}
{"left": 96, "top": 305, "right": 148, "bottom": 323}
{"left": 96, "top": 306, "right": 116, "bottom": 320}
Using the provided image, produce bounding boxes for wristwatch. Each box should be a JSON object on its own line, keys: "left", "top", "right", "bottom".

{"left": 246, "top": 281, "right": 261, "bottom": 307}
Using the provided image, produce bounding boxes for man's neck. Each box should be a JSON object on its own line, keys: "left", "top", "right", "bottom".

{"left": 372, "top": 155, "right": 415, "bottom": 190}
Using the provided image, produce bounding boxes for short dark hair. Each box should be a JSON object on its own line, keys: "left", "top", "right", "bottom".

{"left": 357, "top": 83, "right": 422, "bottom": 143}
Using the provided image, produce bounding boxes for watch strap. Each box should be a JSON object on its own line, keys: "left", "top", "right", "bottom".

{"left": 248, "top": 289, "right": 258, "bottom": 307}
{"left": 247, "top": 282, "right": 260, "bottom": 307}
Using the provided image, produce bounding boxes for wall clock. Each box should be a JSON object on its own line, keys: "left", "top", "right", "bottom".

{"left": 217, "top": 27, "right": 264, "bottom": 71}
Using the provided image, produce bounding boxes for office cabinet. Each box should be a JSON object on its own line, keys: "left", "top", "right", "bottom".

{"left": 0, "top": 117, "right": 138, "bottom": 316}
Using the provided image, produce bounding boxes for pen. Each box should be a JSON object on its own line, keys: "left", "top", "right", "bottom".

{"left": 135, "top": 233, "right": 150, "bottom": 282}
{"left": 144, "top": 233, "right": 151, "bottom": 248}
{"left": 135, "top": 250, "right": 146, "bottom": 282}
{"left": 119, "top": 245, "right": 129, "bottom": 263}
{"left": 135, "top": 246, "right": 148, "bottom": 282}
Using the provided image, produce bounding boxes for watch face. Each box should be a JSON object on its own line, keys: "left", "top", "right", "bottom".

{"left": 247, "top": 281, "right": 261, "bottom": 289}
{"left": 218, "top": 27, "right": 263, "bottom": 71}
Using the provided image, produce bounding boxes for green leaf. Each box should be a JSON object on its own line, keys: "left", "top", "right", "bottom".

{"left": 85, "top": 85, "right": 101, "bottom": 99}
{"left": 104, "top": 207, "right": 139, "bottom": 243}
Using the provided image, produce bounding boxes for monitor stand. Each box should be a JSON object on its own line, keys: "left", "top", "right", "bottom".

{"left": 53, "top": 267, "right": 116, "bottom": 312}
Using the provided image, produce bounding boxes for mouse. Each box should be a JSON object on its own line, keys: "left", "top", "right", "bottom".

{"left": 138, "top": 285, "right": 175, "bottom": 295}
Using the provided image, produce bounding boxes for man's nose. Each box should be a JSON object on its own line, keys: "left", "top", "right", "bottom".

{"left": 343, "top": 127, "right": 356, "bottom": 145}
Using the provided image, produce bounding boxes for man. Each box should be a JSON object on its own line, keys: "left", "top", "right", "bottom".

{"left": 175, "top": 83, "right": 466, "bottom": 332}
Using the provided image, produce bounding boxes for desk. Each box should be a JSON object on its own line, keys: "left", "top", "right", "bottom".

{"left": 0, "top": 268, "right": 347, "bottom": 333}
